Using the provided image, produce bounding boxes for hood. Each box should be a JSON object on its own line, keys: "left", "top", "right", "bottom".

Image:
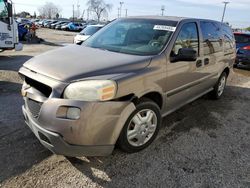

{"left": 23, "top": 45, "right": 152, "bottom": 82}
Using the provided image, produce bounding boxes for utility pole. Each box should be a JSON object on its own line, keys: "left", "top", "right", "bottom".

{"left": 87, "top": 8, "right": 90, "bottom": 21}
{"left": 73, "top": 4, "right": 75, "bottom": 22}
{"left": 221, "top": 1, "right": 229, "bottom": 22}
{"left": 77, "top": 1, "right": 80, "bottom": 19}
{"left": 120, "top": 2, "right": 124, "bottom": 17}
{"left": 161, "top": 5, "right": 165, "bottom": 16}
{"left": 118, "top": 8, "right": 120, "bottom": 18}
{"left": 125, "top": 9, "right": 128, "bottom": 17}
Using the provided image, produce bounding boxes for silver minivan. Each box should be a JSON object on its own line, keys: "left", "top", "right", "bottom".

{"left": 19, "top": 16, "right": 236, "bottom": 156}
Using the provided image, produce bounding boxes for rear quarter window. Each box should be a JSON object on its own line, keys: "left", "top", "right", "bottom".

{"left": 222, "top": 24, "right": 235, "bottom": 51}
{"left": 200, "top": 21, "right": 223, "bottom": 55}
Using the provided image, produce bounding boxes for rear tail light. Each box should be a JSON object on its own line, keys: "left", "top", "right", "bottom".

{"left": 242, "top": 46, "right": 250, "bottom": 50}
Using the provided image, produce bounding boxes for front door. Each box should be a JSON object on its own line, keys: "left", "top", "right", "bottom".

{"left": 164, "top": 22, "right": 204, "bottom": 113}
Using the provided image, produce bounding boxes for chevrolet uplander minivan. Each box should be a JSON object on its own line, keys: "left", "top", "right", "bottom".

{"left": 19, "top": 16, "right": 236, "bottom": 156}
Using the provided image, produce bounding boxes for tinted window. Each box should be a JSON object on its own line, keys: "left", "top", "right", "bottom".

{"left": 0, "top": 0, "right": 8, "bottom": 19}
{"left": 171, "top": 22, "right": 199, "bottom": 56}
{"left": 201, "top": 21, "right": 223, "bottom": 55}
{"left": 222, "top": 24, "right": 234, "bottom": 51}
{"left": 84, "top": 19, "right": 177, "bottom": 56}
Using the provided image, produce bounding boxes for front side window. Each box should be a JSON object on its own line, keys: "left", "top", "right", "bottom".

{"left": 0, "top": 0, "right": 8, "bottom": 19}
{"left": 171, "top": 22, "right": 199, "bottom": 56}
{"left": 84, "top": 19, "right": 177, "bottom": 56}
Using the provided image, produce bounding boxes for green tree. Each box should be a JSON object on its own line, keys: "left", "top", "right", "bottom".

{"left": 246, "top": 27, "right": 250, "bottom": 31}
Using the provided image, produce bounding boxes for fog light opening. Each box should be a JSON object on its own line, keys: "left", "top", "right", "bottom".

{"left": 66, "top": 107, "right": 81, "bottom": 120}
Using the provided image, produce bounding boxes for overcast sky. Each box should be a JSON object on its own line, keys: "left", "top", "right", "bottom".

{"left": 13, "top": 0, "right": 250, "bottom": 28}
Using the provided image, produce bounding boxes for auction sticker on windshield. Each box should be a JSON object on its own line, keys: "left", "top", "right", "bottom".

{"left": 153, "top": 25, "right": 176, "bottom": 32}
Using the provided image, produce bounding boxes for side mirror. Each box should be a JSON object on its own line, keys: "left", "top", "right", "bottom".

{"left": 7, "top": 2, "right": 12, "bottom": 18}
{"left": 171, "top": 48, "right": 197, "bottom": 62}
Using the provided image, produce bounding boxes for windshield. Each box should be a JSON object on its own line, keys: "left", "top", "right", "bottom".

{"left": 234, "top": 34, "right": 250, "bottom": 43}
{"left": 84, "top": 19, "right": 177, "bottom": 56}
{"left": 0, "top": 0, "right": 8, "bottom": 19}
{"left": 80, "top": 26, "right": 102, "bottom": 36}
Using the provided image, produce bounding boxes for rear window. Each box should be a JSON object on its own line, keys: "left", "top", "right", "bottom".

{"left": 234, "top": 34, "right": 250, "bottom": 43}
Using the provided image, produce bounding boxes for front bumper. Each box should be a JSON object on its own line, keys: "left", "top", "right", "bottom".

{"left": 22, "top": 106, "right": 114, "bottom": 157}
{"left": 22, "top": 96, "right": 135, "bottom": 156}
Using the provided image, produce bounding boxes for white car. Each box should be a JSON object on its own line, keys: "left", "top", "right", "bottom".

{"left": 74, "top": 25, "right": 104, "bottom": 44}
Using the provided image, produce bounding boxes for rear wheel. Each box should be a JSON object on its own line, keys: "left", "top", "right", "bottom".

{"left": 209, "top": 72, "right": 227, "bottom": 99}
{"left": 117, "top": 98, "right": 161, "bottom": 153}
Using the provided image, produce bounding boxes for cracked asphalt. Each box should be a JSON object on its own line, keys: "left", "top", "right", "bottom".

{"left": 0, "top": 28, "right": 250, "bottom": 188}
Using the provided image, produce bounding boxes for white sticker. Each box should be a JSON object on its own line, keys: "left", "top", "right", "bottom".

{"left": 153, "top": 25, "right": 176, "bottom": 32}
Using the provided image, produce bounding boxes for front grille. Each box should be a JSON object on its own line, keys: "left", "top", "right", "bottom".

{"left": 27, "top": 98, "right": 43, "bottom": 118}
{"left": 25, "top": 77, "right": 52, "bottom": 98}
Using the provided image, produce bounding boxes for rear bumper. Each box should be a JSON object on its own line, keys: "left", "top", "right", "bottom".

{"left": 235, "top": 54, "right": 250, "bottom": 68}
{"left": 22, "top": 105, "right": 114, "bottom": 157}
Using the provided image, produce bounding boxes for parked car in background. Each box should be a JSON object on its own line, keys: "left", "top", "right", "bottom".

{"left": 38, "top": 19, "right": 47, "bottom": 26}
{"left": 234, "top": 32, "right": 250, "bottom": 69}
{"left": 45, "top": 20, "right": 58, "bottom": 28}
{"left": 51, "top": 21, "right": 68, "bottom": 29}
{"left": 62, "top": 22, "right": 85, "bottom": 31}
{"left": 55, "top": 22, "right": 69, "bottom": 30}
{"left": 74, "top": 25, "right": 104, "bottom": 44}
{"left": 43, "top": 20, "right": 54, "bottom": 27}
{"left": 19, "top": 17, "right": 235, "bottom": 157}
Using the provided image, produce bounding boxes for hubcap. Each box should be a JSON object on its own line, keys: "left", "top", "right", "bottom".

{"left": 127, "top": 109, "right": 157, "bottom": 147}
{"left": 218, "top": 76, "right": 226, "bottom": 96}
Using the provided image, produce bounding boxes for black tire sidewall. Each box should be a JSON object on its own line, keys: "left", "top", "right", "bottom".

{"left": 118, "top": 101, "right": 162, "bottom": 153}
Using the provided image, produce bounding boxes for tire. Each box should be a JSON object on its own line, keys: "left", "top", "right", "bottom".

{"left": 117, "top": 98, "right": 162, "bottom": 153}
{"left": 209, "top": 72, "right": 227, "bottom": 99}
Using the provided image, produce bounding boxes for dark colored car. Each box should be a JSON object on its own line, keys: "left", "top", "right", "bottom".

{"left": 234, "top": 32, "right": 250, "bottom": 69}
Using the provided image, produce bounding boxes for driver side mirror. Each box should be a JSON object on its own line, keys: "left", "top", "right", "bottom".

{"left": 170, "top": 48, "right": 197, "bottom": 62}
{"left": 7, "top": 2, "right": 12, "bottom": 18}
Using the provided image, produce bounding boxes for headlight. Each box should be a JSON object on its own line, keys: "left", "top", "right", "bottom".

{"left": 64, "top": 80, "right": 117, "bottom": 101}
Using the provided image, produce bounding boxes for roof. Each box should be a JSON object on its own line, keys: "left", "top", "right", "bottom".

{"left": 123, "top": 16, "right": 222, "bottom": 24}
{"left": 125, "top": 16, "right": 187, "bottom": 22}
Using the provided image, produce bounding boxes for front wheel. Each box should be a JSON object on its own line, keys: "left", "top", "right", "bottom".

{"left": 209, "top": 72, "right": 227, "bottom": 99}
{"left": 117, "top": 99, "right": 162, "bottom": 153}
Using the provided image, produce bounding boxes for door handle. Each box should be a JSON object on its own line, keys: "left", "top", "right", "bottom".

{"left": 204, "top": 58, "right": 209, "bottom": 65}
{"left": 196, "top": 60, "right": 202, "bottom": 68}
